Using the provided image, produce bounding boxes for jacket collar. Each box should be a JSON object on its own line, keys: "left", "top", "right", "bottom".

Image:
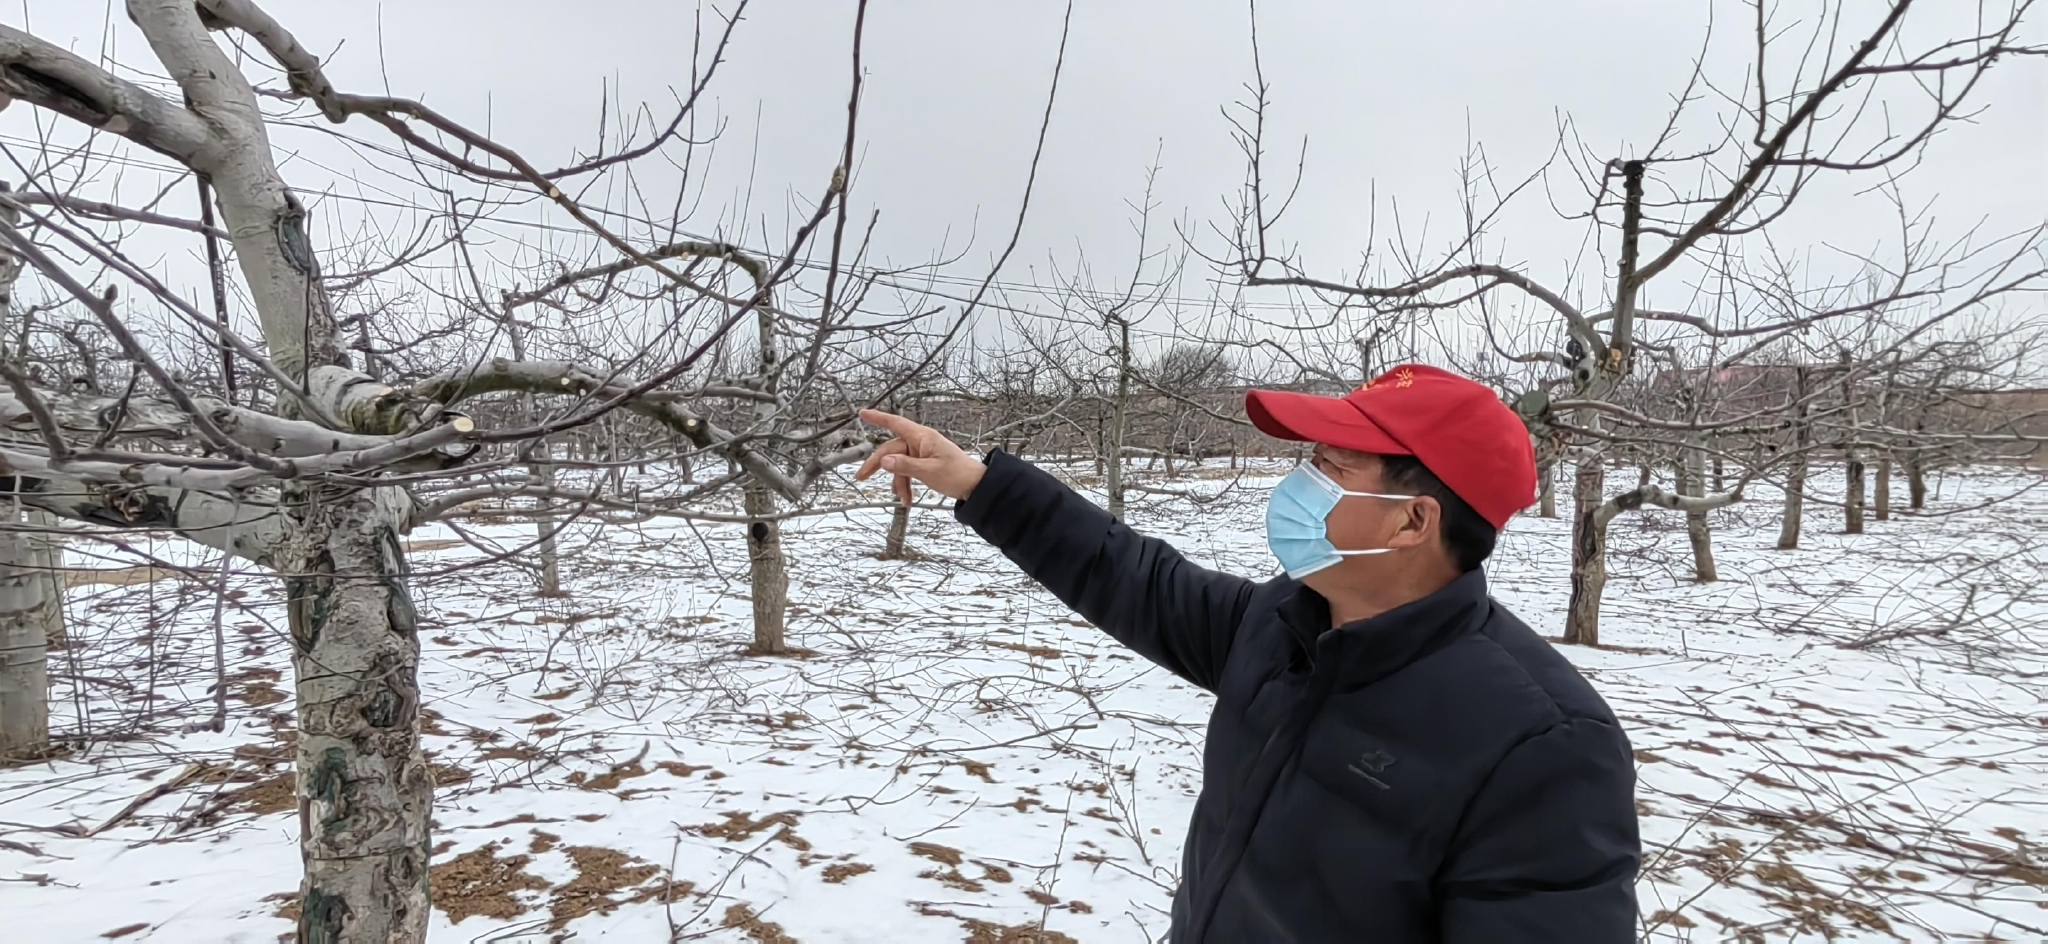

{"left": 1276, "top": 568, "right": 1492, "bottom": 687}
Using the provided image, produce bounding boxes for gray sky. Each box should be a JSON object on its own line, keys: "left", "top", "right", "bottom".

{"left": 7, "top": 1, "right": 2045, "bottom": 371}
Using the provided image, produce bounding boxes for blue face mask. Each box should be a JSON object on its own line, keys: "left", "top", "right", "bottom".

{"left": 1265, "top": 463, "right": 1414, "bottom": 579}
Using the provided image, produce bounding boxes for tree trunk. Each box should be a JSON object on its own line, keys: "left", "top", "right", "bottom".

{"left": 1562, "top": 456, "right": 1608, "bottom": 646}
{"left": 1680, "top": 438, "right": 1717, "bottom": 582}
{"left": 0, "top": 506, "right": 49, "bottom": 761}
{"left": 502, "top": 313, "right": 561, "bottom": 597}
{"left": 533, "top": 446, "right": 562, "bottom": 596}
{"left": 1105, "top": 323, "right": 1131, "bottom": 521}
{"left": 1712, "top": 455, "right": 1725, "bottom": 493}
{"left": 1874, "top": 455, "right": 1892, "bottom": 522}
{"left": 1840, "top": 349, "right": 1865, "bottom": 534}
{"left": 26, "top": 510, "right": 65, "bottom": 649}
{"left": 117, "top": 7, "right": 434, "bottom": 938}
{"left": 744, "top": 278, "right": 788, "bottom": 654}
{"left": 1845, "top": 454, "right": 1866, "bottom": 534}
{"left": 1537, "top": 457, "right": 1558, "bottom": 518}
{"left": 1778, "top": 369, "right": 1812, "bottom": 550}
{"left": 1907, "top": 457, "right": 1928, "bottom": 509}
{"left": 283, "top": 487, "right": 430, "bottom": 943}
{"left": 744, "top": 484, "right": 788, "bottom": 654}
{"left": 881, "top": 503, "right": 911, "bottom": 560}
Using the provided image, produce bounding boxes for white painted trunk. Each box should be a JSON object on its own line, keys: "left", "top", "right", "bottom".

{"left": 0, "top": 506, "right": 48, "bottom": 760}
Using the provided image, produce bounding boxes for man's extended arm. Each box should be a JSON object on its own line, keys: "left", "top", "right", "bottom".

{"left": 952, "top": 450, "right": 1257, "bottom": 691}
{"left": 1434, "top": 717, "right": 1641, "bottom": 941}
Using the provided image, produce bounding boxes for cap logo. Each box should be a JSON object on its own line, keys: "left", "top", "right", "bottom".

{"left": 1394, "top": 367, "right": 1415, "bottom": 388}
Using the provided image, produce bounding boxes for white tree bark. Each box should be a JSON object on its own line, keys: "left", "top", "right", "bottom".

{"left": 1106, "top": 321, "right": 1131, "bottom": 522}
{"left": 0, "top": 502, "right": 48, "bottom": 760}
{"left": 0, "top": 191, "right": 56, "bottom": 760}
{"left": 122, "top": 5, "right": 430, "bottom": 938}
{"left": 744, "top": 297, "right": 790, "bottom": 655}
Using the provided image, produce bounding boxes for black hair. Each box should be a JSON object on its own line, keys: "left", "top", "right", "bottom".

{"left": 1378, "top": 454, "right": 1497, "bottom": 573}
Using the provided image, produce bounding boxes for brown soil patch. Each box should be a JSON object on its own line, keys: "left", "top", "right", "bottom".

{"left": 223, "top": 771, "right": 296, "bottom": 816}
{"left": 698, "top": 811, "right": 808, "bottom": 851}
{"left": 428, "top": 758, "right": 475, "bottom": 788}
{"left": 657, "top": 761, "right": 714, "bottom": 778}
{"left": 477, "top": 745, "right": 541, "bottom": 763}
{"left": 957, "top": 760, "right": 995, "bottom": 783}
{"left": 529, "top": 830, "right": 560, "bottom": 854}
{"left": 264, "top": 891, "right": 301, "bottom": 922}
{"left": 546, "top": 845, "right": 664, "bottom": 929}
{"left": 821, "top": 862, "right": 873, "bottom": 884}
{"left": 100, "top": 924, "right": 151, "bottom": 939}
{"left": 571, "top": 747, "right": 652, "bottom": 791}
{"left": 989, "top": 641, "right": 1063, "bottom": 660}
{"left": 914, "top": 905, "right": 1080, "bottom": 944}
{"left": 962, "top": 920, "right": 1079, "bottom": 943}
{"left": 419, "top": 708, "right": 454, "bottom": 737}
{"left": 909, "top": 842, "right": 963, "bottom": 866}
{"left": 228, "top": 668, "right": 288, "bottom": 708}
{"left": 431, "top": 843, "right": 548, "bottom": 924}
{"left": 518, "top": 712, "right": 564, "bottom": 726}
{"left": 722, "top": 904, "right": 798, "bottom": 943}
{"left": 536, "top": 687, "right": 579, "bottom": 701}
{"left": 472, "top": 812, "right": 562, "bottom": 830}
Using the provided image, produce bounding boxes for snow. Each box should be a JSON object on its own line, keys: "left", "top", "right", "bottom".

{"left": 2, "top": 459, "right": 2043, "bottom": 942}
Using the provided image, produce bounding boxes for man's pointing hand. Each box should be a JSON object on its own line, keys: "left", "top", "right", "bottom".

{"left": 855, "top": 409, "right": 987, "bottom": 504}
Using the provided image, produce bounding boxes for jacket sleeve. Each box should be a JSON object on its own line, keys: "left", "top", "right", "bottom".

{"left": 1435, "top": 716, "right": 1641, "bottom": 942}
{"left": 954, "top": 450, "right": 1257, "bottom": 692}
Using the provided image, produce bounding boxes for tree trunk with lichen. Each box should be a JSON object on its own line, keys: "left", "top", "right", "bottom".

{"left": 284, "top": 486, "right": 430, "bottom": 942}
{"left": 125, "top": 5, "right": 432, "bottom": 938}
{"left": 1562, "top": 452, "right": 1608, "bottom": 647}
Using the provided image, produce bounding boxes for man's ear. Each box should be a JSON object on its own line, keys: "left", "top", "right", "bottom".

{"left": 1382, "top": 496, "right": 1438, "bottom": 549}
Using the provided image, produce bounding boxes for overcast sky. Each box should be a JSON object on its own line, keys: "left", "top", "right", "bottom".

{"left": 6, "top": 1, "right": 2045, "bottom": 369}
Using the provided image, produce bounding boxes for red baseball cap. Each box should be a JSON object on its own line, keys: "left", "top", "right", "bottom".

{"left": 1245, "top": 364, "right": 1536, "bottom": 529}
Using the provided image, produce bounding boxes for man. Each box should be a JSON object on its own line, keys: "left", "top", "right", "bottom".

{"left": 856, "top": 364, "right": 1639, "bottom": 943}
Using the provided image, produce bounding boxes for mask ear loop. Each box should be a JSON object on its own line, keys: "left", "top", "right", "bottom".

{"left": 1326, "top": 477, "right": 1418, "bottom": 558}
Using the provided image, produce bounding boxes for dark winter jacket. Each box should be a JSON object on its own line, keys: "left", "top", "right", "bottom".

{"left": 956, "top": 452, "right": 1640, "bottom": 943}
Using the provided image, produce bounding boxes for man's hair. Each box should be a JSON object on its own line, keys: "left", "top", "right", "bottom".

{"left": 1379, "top": 454, "right": 1497, "bottom": 572}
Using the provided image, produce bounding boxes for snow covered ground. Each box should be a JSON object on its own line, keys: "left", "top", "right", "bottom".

{"left": 2, "top": 459, "right": 2043, "bottom": 942}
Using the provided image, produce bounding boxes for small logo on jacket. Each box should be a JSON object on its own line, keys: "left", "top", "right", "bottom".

{"left": 1348, "top": 749, "right": 1396, "bottom": 789}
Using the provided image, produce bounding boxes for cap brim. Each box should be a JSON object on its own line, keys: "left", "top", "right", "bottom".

{"left": 1245, "top": 389, "right": 1410, "bottom": 455}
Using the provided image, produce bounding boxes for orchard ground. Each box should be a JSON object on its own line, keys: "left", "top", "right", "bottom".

{"left": 2, "top": 459, "right": 2042, "bottom": 942}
